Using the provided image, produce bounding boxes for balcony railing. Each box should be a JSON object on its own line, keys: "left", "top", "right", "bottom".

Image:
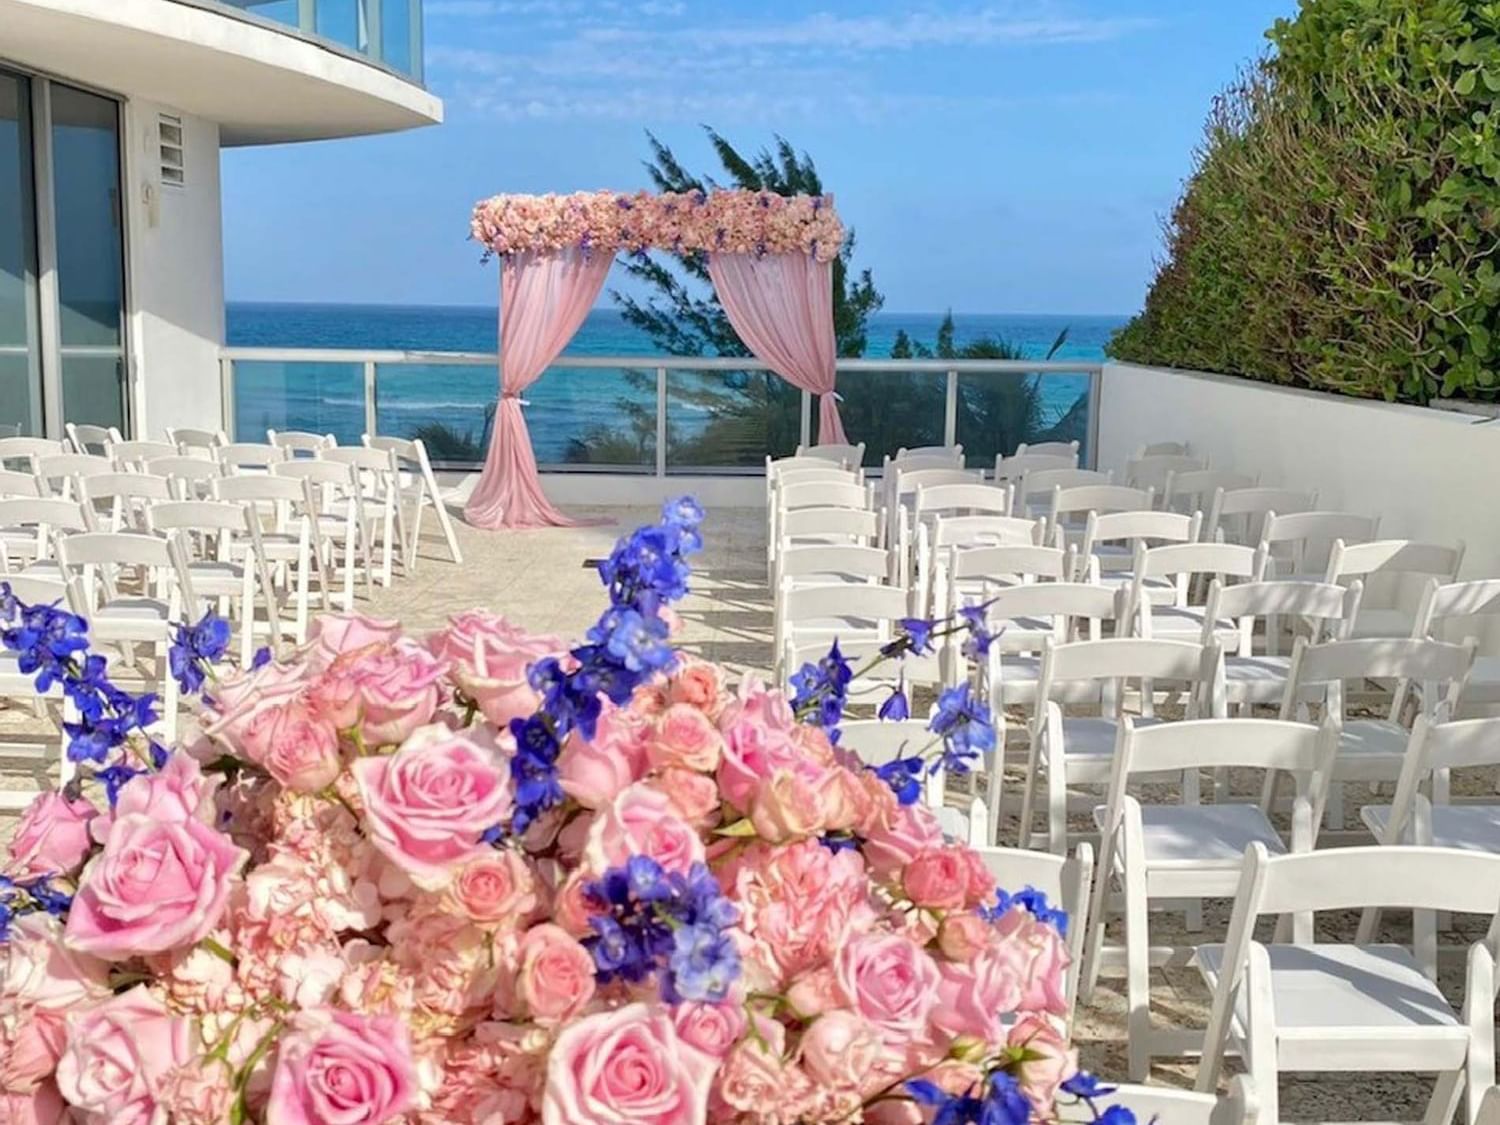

{"left": 219, "top": 349, "right": 1104, "bottom": 473}
{"left": 187, "top": 0, "right": 425, "bottom": 82}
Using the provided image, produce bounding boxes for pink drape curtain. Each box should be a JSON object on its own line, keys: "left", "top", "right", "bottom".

{"left": 465, "top": 248, "right": 613, "bottom": 529}
{"left": 705, "top": 252, "right": 847, "bottom": 445}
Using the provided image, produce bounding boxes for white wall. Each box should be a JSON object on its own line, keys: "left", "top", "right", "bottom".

{"left": 1098, "top": 362, "right": 1500, "bottom": 579}
{"left": 123, "top": 100, "right": 225, "bottom": 441}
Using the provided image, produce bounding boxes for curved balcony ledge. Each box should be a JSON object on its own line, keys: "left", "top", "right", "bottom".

{"left": 0, "top": 0, "right": 442, "bottom": 145}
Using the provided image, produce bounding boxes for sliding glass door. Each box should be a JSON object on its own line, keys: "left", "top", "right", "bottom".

{"left": 0, "top": 68, "right": 127, "bottom": 438}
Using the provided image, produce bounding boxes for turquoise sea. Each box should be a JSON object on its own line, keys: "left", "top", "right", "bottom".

{"left": 226, "top": 304, "right": 1124, "bottom": 467}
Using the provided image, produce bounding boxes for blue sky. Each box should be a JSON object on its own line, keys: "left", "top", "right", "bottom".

{"left": 221, "top": 0, "right": 1291, "bottom": 315}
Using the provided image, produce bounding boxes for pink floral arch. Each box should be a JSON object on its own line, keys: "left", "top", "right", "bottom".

{"left": 463, "top": 189, "right": 846, "bottom": 530}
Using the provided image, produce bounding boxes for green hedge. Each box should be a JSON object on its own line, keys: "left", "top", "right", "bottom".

{"left": 1108, "top": 0, "right": 1500, "bottom": 403}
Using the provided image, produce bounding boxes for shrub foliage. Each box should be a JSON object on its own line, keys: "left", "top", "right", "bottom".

{"left": 1109, "top": 0, "right": 1500, "bottom": 403}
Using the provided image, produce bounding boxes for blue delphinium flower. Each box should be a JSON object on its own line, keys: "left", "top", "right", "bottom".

{"left": 789, "top": 640, "right": 853, "bottom": 735}
{"left": 929, "top": 682, "right": 996, "bottom": 775}
{"left": 169, "top": 608, "right": 231, "bottom": 695}
{"left": 959, "top": 599, "right": 1002, "bottom": 662}
{"left": 889, "top": 616, "right": 939, "bottom": 657}
{"left": 980, "top": 884, "right": 1070, "bottom": 937}
{"left": 872, "top": 753, "right": 925, "bottom": 806}
{"left": 583, "top": 858, "right": 739, "bottom": 1003}
{"left": 878, "top": 676, "right": 911, "bottom": 722}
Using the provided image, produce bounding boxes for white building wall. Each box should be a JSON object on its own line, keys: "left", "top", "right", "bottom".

{"left": 122, "top": 99, "right": 225, "bottom": 441}
{"left": 1097, "top": 361, "right": 1500, "bottom": 581}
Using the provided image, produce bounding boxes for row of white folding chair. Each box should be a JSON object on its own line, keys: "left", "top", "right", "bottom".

{"left": 1416, "top": 578, "right": 1500, "bottom": 711}
{"left": 766, "top": 476, "right": 874, "bottom": 575}
{"left": 1204, "top": 487, "right": 1317, "bottom": 546}
{"left": 993, "top": 441, "right": 1081, "bottom": 487}
{"left": 1124, "top": 452, "right": 1207, "bottom": 494}
{"left": 1161, "top": 469, "right": 1258, "bottom": 516}
{"left": 793, "top": 441, "right": 865, "bottom": 465}
{"left": 773, "top": 581, "right": 909, "bottom": 683}
{"left": 0, "top": 572, "right": 77, "bottom": 807}
{"left": 903, "top": 482, "right": 1022, "bottom": 607}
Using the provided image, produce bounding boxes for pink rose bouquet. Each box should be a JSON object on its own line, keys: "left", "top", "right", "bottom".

{"left": 0, "top": 500, "right": 1113, "bottom": 1125}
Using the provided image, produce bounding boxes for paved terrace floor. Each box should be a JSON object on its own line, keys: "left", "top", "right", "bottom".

{"left": 2, "top": 504, "right": 1487, "bottom": 1116}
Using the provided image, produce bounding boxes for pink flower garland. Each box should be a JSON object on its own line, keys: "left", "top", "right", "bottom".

{"left": 469, "top": 189, "right": 845, "bottom": 263}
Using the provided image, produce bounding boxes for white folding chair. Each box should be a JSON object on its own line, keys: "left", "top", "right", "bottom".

{"left": 1075, "top": 507, "right": 1194, "bottom": 587}
{"left": 1021, "top": 636, "right": 1223, "bottom": 853}
{"left": 1413, "top": 578, "right": 1500, "bottom": 712}
{"left": 782, "top": 634, "right": 953, "bottom": 722}
{"left": 34, "top": 453, "right": 112, "bottom": 498}
{"left": 1014, "top": 439, "right": 1080, "bottom": 461}
{"left": 945, "top": 542, "right": 1075, "bottom": 606}
{"left": 1048, "top": 485, "right": 1156, "bottom": 551}
{"left": 76, "top": 472, "right": 172, "bottom": 533}
{"left": 212, "top": 474, "right": 319, "bottom": 642}
{"left": 63, "top": 422, "right": 122, "bottom": 456}
{"left": 1135, "top": 441, "right": 1191, "bottom": 458}
{"left": 364, "top": 435, "right": 463, "bottom": 568}
{"left": 774, "top": 546, "right": 894, "bottom": 636}
{"left": 1017, "top": 467, "right": 1113, "bottom": 520}
{"left": 995, "top": 450, "right": 1078, "bottom": 488}
{"left": 769, "top": 478, "right": 873, "bottom": 574}
{"left": 838, "top": 717, "right": 949, "bottom": 809}
{"left": 794, "top": 441, "right": 865, "bottom": 466}
{"left": 1128, "top": 542, "right": 1267, "bottom": 642}
{"left": 145, "top": 500, "right": 279, "bottom": 665}
{"left": 1162, "top": 469, "right": 1258, "bottom": 516}
{"left": 1205, "top": 487, "right": 1317, "bottom": 547}
{"left": 166, "top": 426, "right": 227, "bottom": 457}
{"left": 146, "top": 455, "right": 225, "bottom": 501}
{"left": 0, "top": 497, "right": 89, "bottom": 573}
{"left": 1361, "top": 711, "right": 1500, "bottom": 854}
{"left": 324, "top": 446, "right": 405, "bottom": 587}
{"left": 1093, "top": 1077, "right": 1259, "bottom": 1125}
{"left": 55, "top": 530, "right": 199, "bottom": 743}
{"left": 1261, "top": 510, "right": 1380, "bottom": 582}
{"left": 0, "top": 470, "right": 41, "bottom": 500}
{"left": 271, "top": 459, "right": 369, "bottom": 610}
{"left": 215, "top": 442, "right": 289, "bottom": 476}
{"left": 105, "top": 439, "right": 178, "bottom": 471}
{"left": 770, "top": 463, "right": 857, "bottom": 488}
{"left": 1125, "top": 453, "right": 1207, "bottom": 493}
{"left": 774, "top": 582, "right": 908, "bottom": 681}
{"left": 1196, "top": 845, "right": 1500, "bottom": 1125}
{"left": 0, "top": 572, "right": 74, "bottom": 803}
{"left": 1327, "top": 539, "right": 1465, "bottom": 640}
{"left": 268, "top": 428, "right": 335, "bottom": 457}
{"left": 778, "top": 506, "right": 882, "bottom": 553}
{"left": 1277, "top": 635, "right": 1476, "bottom": 829}
{"left": 0, "top": 437, "right": 65, "bottom": 472}
{"left": 1204, "top": 578, "right": 1361, "bottom": 711}
{"left": 1083, "top": 716, "right": 1337, "bottom": 1078}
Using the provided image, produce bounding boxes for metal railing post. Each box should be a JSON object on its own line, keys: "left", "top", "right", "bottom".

{"left": 1087, "top": 364, "right": 1104, "bottom": 469}
{"left": 655, "top": 366, "right": 667, "bottom": 478}
{"left": 298, "top": 0, "right": 316, "bottom": 33}
{"left": 219, "top": 356, "right": 235, "bottom": 440}
{"left": 800, "top": 390, "right": 811, "bottom": 449}
{"left": 943, "top": 369, "right": 958, "bottom": 447}
{"left": 363, "top": 360, "right": 377, "bottom": 439}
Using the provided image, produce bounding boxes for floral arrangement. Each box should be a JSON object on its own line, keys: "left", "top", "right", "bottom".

{"left": 469, "top": 190, "right": 844, "bottom": 263}
{"left": 0, "top": 501, "right": 1135, "bottom": 1125}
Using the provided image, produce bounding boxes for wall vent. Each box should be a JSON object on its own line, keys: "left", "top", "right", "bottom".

{"left": 157, "top": 113, "right": 185, "bottom": 188}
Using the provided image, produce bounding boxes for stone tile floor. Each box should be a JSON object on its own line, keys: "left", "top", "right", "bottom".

{"left": 3, "top": 502, "right": 1493, "bottom": 1118}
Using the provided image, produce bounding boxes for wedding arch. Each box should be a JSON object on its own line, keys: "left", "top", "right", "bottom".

{"left": 463, "top": 189, "right": 846, "bottom": 529}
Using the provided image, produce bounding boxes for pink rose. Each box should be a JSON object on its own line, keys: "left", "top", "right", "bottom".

{"left": 306, "top": 612, "right": 403, "bottom": 670}
{"left": 903, "top": 846, "right": 972, "bottom": 910}
{"left": 652, "top": 768, "right": 720, "bottom": 824}
{"left": 0, "top": 1009, "right": 65, "bottom": 1092}
{"left": 204, "top": 659, "right": 309, "bottom": 753}
{"left": 937, "top": 912, "right": 992, "bottom": 962}
{"left": 448, "top": 850, "right": 538, "bottom": 929}
{"left": 750, "top": 767, "right": 828, "bottom": 843}
{"left": 715, "top": 1016, "right": 792, "bottom": 1114}
{"left": 351, "top": 726, "right": 512, "bottom": 890}
{"left": 65, "top": 813, "right": 246, "bottom": 959}
{"left": 786, "top": 966, "right": 843, "bottom": 1018}
{"left": 542, "top": 1003, "right": 713, "bottom": 1125}
{"left": 240, "top": 700, "right": 341, "bottom": 792}
{"left": 0, "top": 915, "right": 109, "bottom": 1012}
{"left": 558, "top": 703, "right": 648, "bottom": 810}
{"left": 427, "top": 611, "right": 563, "bottom": 727}
{"left": 55, "top": 987, "right": 194, "bottom": 1125}
{"left": 672, "top": 1000, "right": 746, "bottom": 1059}
{"left": 834, "top": 933, "right": 941, "bottom": 1048}
{"left": 585, "top": 784, "right": 705, "bottom": 876}
{"left": 323, "top": 643, "right": 446, "bottom": 746}
{"left": 992, "top": 907, "right": 1071, "bottom": 1016}
{"left": 1006, "top": 1015, "right": 1078, "bottom": 1112}
{"left": 113, "top": 752, "right": 218, "bottom": 828}
{"left": 0, "top": 1083, "right": 66, "bottom": 1125}
{"left": 934, "top": 948, "right": 1023, "bottom": 1043}
{"left": 864, "top": 802, "right": 945, "bottom": 880}
{"left": 157, "top": 1059, "right": 234, "bottom": 1125}
{"left": 552, "top": 869, "right": 599, "bottom": 938}
{"left": 267, "top": 1009, "right": 416, "bottom": 1125}
{"left": 3, "top": 793, "right": 94, "bottom": 880}
{"left": 800, "top": 1010, "right": 882, "bottom": 1089}
{"left": 517, "top": 924, "right": 596, "bottom": 1024}
{"left": 667, "top": 660, "right": 725, "bottom": 715}
{"left": 648, "top": 703, "right": 725, "bottom": 772}
{"left": 716, "top": 682, "right": 801, "bottom": 811}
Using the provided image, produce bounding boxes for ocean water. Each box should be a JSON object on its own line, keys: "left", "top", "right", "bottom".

{"left": 226, "top": 303, "right": 1124, "bottom": 467}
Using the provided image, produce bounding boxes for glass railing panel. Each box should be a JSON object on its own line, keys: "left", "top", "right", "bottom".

{"left": 664, "top": 369, "right": 799, "bottom": 472}
{"left": 373, "top": 363, "right": 492, "bottom": 465}
{"left": 231, "top": 360, "right": 364, "bottom": 446}
{"left": 380, "top": 0, "right": 415, "bottom": 74}
{"left": 954, "top": 370, "right": 1093, "bottom": 468}
{"left": 219, "top": 0, "right": 299, "bottom": 27}
{"left": 195, "top": 0, "right": 425, "bottom": 81}
{"left": 835, "top": 369, "right": 946, "bottom": 468}
{"left": 529, "top": 365, "right": 655, "bottom": 471}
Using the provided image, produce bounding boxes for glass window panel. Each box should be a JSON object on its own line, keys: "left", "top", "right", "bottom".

{"left": 381, "top": 0, "right": 413, "bottom": 73}
{"left": 60, "top": 354, "right": 124, "bottom": 431}
{"left": 954, "top": 371, "right": 1092, "bottom": 468}
{"left": 317, "top": 0, "right": 365, "bottom": 54}
{"left": 50, "top": 85, "right": 124, "bottom": 350}
{"left": 232, "top": 361, "right": 364, "bottom": 446}
{"left": 220, "top": 0, "right": 300, "bottom": 27}
{"left": 374, "top": 363, "right": 494, "bottom": 464}
{"left": 665, "top": 369, "right": 798, "bottom": 472}
{"left": 0, "top": 71, "right": 40, "bottom": 435}
{"left": 532, "top": 366, "right": 654, "bottom": 471}
{"left": 834, "top": 369, "right": 945, "bottom": 467}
